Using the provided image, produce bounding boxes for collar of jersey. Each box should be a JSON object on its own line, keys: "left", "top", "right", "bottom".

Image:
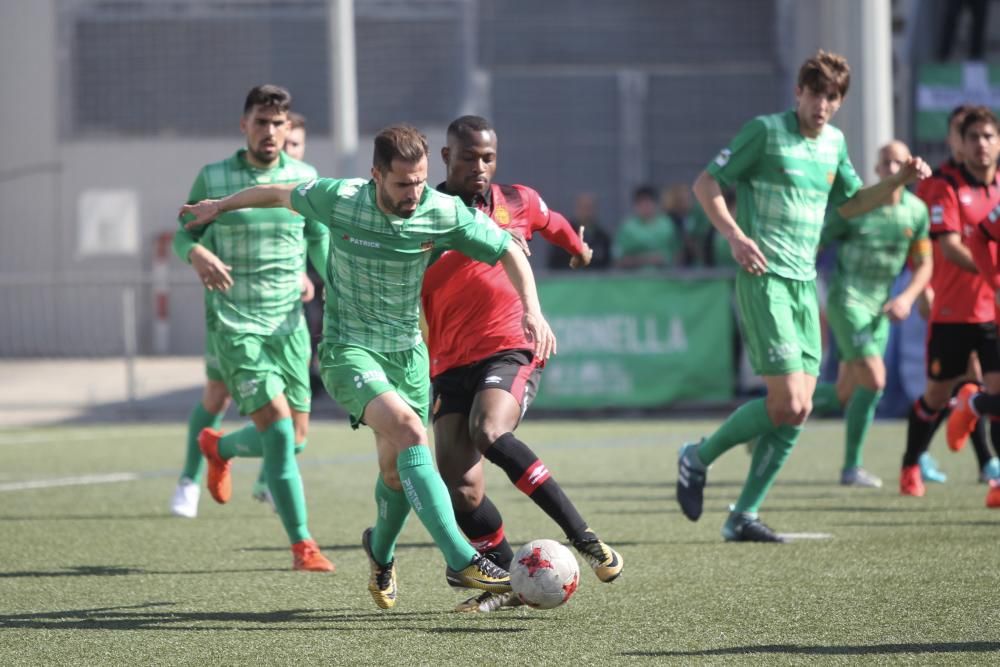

{"left": 436, "top": 180, "right": 493, "bottom": 210}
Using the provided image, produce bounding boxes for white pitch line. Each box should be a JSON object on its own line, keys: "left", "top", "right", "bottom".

{"left": 779, "top": 532, "right": 834, "bottom": 540}
{"left": 0, "top": 472, "right": 140, "bottom": 492}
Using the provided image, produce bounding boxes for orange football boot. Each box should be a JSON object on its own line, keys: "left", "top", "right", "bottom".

{"left": 197, "top": 427, "right": 232, "bottom": 504}
{"left": 292, "top": 539, "right": 335, "bottom": 572}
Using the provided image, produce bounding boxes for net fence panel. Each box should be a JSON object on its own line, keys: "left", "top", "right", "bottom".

{"left": 62, "top": 0, "right": 331, "bottom": 138}
{"left": 646, "top": 70, "right": 784, "bottom": 187}
{"left": 478, "top": 0, "right": 776, "bottom": 67}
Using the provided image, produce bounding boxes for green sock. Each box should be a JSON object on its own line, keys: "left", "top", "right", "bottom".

{"left": 844, "top": 387, "right": 882, "bottom": 470}
{"left": 698, "top": 398, "right": 774, "bottom": 466}
{"left": 733, "top": 424, "right": 800, "bottom": 514}
{"left": 181, "top": 403, "right": 224, "bottom": 483}
{"left": 255, "top": 440, "right": 306, "bottom": 489}
{"left": 396, "top": 445, "right": 477, "bottom": 571}
{"left": 218, "top": 422, "right": 263, "bottom": 460}
{"left": 812, "top": 382, "right": 842, "bottom": 415}
{"left": 370, "top": 474, "right": 412, "bottom": 565}
{"left": 262, "top": 418, "right": 310, "bottom": 544}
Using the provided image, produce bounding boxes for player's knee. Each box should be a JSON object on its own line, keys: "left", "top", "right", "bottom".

{"left": 470, "top": 424, "right": 505, "bottom": 453}
{"left": 450, "top": 483, "right": 484, "bottom": 513}
{"left": 768, "top": 397, "right": 808, "bottom": 426}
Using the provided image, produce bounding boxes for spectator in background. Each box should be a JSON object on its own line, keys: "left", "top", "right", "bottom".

{"left": 938, "top": 0, "right": 988, "bottom": 61}
{"left": 547, "top": 192, "right": 611, "bottom": 270}
{"left": 661, "top": 183, "right": 696, "bottom": 266}
{"left": 613, "top": 185, "right": 681, "bottom": 270}
{"left": 284, "top": 112, "right": 307, "bottom": 160}
{"left": 688, "top": 188, "right": 739, "bottom": 269}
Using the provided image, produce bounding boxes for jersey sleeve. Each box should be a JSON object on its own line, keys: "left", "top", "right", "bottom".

{"left": 705, "top": 117, "right": 767, "bottom": 186}
{"left": 908, "top": 199, "right": 932, "bottom": 261}
{"left": 520, "top": 186, "right": 583, "bottom": 256}
{"left": 441, "top": 202, "right": 511, "bottom": 265}
{"left": 173, "top": 169, "right": 209, "bottom": 263}
{"left": 918, "top": 178, "right": 961, "bottom": 238}
{"left": 827, "top": 142, "right": 863, "bottom": 209}
{"left": 289, "top": 178, "right": 341, "bottom": 226}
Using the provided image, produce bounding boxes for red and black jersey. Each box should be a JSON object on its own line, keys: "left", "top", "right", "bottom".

{"left": 421, "top": 182, "right": 583, "bottom": 378}
{"left": 919, "top": 161, "right": 1000, "bottom": 324}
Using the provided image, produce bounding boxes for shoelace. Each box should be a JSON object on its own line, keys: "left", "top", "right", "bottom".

{"left": 573, "top": 539, "right": 609, "bottom": 567}
{"left": 474, "top": 555, "right": 508, "bottom": 579}
{"left": 374, "top": 560, "right": 395, "bottom": 590}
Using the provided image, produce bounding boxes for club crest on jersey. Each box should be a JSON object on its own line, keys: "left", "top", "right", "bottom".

{"left": 931, "top": 359, "right": 941, "bottom": 376}
{"left": 494, "top": 206, "right": 511, "bottom": 226}
{"left": 826, "top": 171, "right": 834, "bottom": 184}
{"left": 904, "top": 228, "right": 913, "bottom": 238}
{"left": 420, "top": 240, "right": 435, "bottom": 251}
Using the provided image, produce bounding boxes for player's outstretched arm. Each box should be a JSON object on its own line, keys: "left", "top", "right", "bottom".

{"left": 498, "top": 246, "right": 557, "bottom": 360}
{"left": 180, "top": 183, "right": 298, "bottom": 230}
{"left": 837, "top": 157, "right": 931, "bottom": 220}
{"left": 692, "top": 170, "right": 767, "bottom": 275}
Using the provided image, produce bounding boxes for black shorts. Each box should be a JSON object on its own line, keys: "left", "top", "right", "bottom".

{"left": 431, "top": 349, "right": 541, "bottom": 422}
{"left": 926, "top": 322, "right": 1000, "bottom": 381}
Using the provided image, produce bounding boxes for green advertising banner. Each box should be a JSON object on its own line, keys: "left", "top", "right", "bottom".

{"left": 915, "top": 62, "right": 1000, "bottom": 141}
{"left": 532, "top": 275, "right": 734, "bottom": 409}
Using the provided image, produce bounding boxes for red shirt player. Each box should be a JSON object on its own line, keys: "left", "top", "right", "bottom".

{"left": 421, "top": 116, "right": 622, "bottom": 614}
{"left": 903, "top": 106, "right": 1000, "bottom": 497}
{"left": 944, "top": 108, "right": 1000, "bottom": 497}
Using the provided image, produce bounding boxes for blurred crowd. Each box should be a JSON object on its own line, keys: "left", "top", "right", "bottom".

{"left": 545, "top": 183, "right": 739, "bottom": 272}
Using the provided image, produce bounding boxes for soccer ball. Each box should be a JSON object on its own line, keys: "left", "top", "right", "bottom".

{"left": 510, "top": 539, "right": 580, "bottom": 609}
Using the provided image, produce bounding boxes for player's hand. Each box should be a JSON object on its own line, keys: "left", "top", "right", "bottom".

{"left": 300, "top": 273, "right": 315, "bottom": 303}
{"left": 569, "top": 226, "right": 593, "bottom": 269}
{"left": 509, "top": 229, "right": 531, "bottom": 256}
{"left": 917, "top": 287, "right": 933, "bottom": 320}
{"left": 522, "top": 309, "right": 557, "bottom": 360}
{"left": 883, "top": 296, "right": 913, "bottom": 322}
{"left": 729, "top": 233, "right": 768, "bottom": 275}
{"left": 897, "top": 157, "right": 932, "bottom": 186}
{"left": 189, "top": 245, "right": 233, "bottom": 291}
{"left": 180, "top": 199, "right": 223, "bottom": 230}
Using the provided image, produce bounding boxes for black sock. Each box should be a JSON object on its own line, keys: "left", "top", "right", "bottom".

{"left": 970, "top": 418, "right": 992, "bottom": 468}
{"left": 484, "top": 432, "right": 589, "bottom": 541}
{"left": 903, "top": 397, "right": 942, "bottom": 467}
{"left": 454, "top": 495, "right": 514, "bottom": 569}
{"left": 989, "top": 418, "right": 1000, "bottom": 462}
{"left": 972, "top": 392, "right": 1000, "bottom": 417}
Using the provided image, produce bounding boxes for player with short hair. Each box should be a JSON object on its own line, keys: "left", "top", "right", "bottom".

{"left": 937, "top": 108, "right": 1000, "bottom": 496}
{"left": 422, "top": 115, "right": 622, "bottom": 613}
{"left": 181, "top": 124, "right": 556, "bottom": 609}
{"left": 681, "top": 50, "right": 930, "bottom": 541}
{"left": 811, "top": 140, "right": 933, "bottom": 488}
{"left": 169, "top": 84, "right": 333, "bottom": 571}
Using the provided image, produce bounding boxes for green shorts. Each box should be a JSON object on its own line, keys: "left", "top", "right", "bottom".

{"left": 214, "top": 326, "right": 312, "bottom": 416}
{"left": 735, "top": 272, "right": 821, "bottom": 377}
{"left": 319, "top": 342, "right": 430, "bottom": 429}
{"left": 826, "top": 297, "right": 890, "bottom": 362}
{"left": 204, "top": 331, "right": 224, "bottom": 382}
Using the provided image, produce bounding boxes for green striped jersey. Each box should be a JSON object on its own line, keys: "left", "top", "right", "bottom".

{"left": 178, "top": 150, "right": 323, "bottom": 335}
{"left": 823, "top": 189, "right": 930, "bottom": 313}
{"left": 707, "top": 109, "right": 863, "bottom": 281}
{"left": 290, "top": 178, "right": 511, "bottom": 352}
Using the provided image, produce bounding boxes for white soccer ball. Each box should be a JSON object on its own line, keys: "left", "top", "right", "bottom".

{"left": 510, "top": 539, "right": 580, "bottom": 609}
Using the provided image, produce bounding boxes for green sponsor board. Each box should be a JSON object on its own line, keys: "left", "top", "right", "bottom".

{"left": 533, "top": 275, "right": 734, "bottom": 409}
{"left": 915, "top": 62, "right": 1000, "bottom": 141}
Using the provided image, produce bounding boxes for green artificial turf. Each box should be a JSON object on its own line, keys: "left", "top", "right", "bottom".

{"left": 1, "top": 419, "right": 997, "bottom": 665}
